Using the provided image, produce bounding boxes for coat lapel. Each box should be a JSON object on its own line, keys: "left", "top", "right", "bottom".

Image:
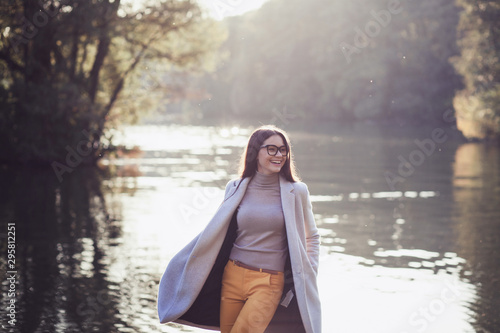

{"left": 279, "top": 174, "right": 297, "bottom": 243}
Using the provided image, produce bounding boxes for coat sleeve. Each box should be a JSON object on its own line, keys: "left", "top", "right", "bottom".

{"left": 209, "top": 178, "right": 239, "bottom": 215}
{"left": 299, "top": 182, "right": 320, "bottom": 275}
{"left": 158, "top": 178, "right": 240, "bottom": 324}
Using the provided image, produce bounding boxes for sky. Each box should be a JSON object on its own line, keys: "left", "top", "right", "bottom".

{"left": 120, "top": 0, "right": 270, "bottom": 20}
{"left": 197, "top": 0, "right": 270, "bottom": 19}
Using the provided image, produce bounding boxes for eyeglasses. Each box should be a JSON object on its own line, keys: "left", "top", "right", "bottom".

{"left": 260, "top": 145, "right": 288, "bottom": 156}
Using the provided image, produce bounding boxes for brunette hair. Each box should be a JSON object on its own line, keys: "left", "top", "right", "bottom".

{"left": 238, "top": 125, "right": 300, "bottom": 182}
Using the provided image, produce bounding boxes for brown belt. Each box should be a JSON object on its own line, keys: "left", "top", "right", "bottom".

{"left": 230, "top": 259, "right": 280, "bottom": 275}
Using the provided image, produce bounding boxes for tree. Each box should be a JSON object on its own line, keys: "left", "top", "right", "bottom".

{"left": 199, "top": 0, "right": 461, "bottom": 125}
{"left": 0, "top": 0, "right": 226, "bottom": 165}
{"left": 452, "top": 0, "right": 500, "bottom": 140}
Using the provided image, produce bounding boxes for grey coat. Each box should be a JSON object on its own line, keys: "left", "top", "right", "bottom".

{"left": 157, "top": 174, "right": 321, "bottom": 332}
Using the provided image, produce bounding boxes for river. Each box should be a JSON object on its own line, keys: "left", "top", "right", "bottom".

{"left": 0, "top": 122, "right": 498, "bottom": 333}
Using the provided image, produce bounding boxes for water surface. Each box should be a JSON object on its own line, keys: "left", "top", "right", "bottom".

{"left": 1, "top": 123, "right": 498, "bottom": 333}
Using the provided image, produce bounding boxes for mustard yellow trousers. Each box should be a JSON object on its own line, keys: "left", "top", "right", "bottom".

{"left": 220, "top": 260, "right": 285, "bottom": 333}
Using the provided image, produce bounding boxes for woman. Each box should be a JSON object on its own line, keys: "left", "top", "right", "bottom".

{"left": 157, "top": 125, "right": 321, "bottom": 333}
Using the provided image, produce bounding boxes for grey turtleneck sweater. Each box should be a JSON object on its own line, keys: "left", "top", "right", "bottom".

{"left": 229, "top": 170, "right": 288, "bottom": 272}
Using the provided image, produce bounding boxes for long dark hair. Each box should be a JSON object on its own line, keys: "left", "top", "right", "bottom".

{"left": 238, "top": 125, "right": 300, "bottom": 182}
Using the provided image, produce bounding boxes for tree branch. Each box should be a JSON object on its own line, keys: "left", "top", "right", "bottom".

{"left": 88, "top": 0, "right": 120, "bottom": 102}
{"left": 102, "top": 30, "right": 163, "bottom": 117}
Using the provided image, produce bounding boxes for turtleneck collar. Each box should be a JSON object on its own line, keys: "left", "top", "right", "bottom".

{"left": 252, "top": 170, "right": 280, "bottom": 187}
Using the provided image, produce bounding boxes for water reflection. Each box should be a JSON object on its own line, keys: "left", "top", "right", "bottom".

{"left": 453, "top": 143, "right": 500, "bottom": 332}
{"left": 0, "top": 165, "right": 121, "bottom": 332}
{"left": 1, "top": 124, "right": 499, "bottom": 333}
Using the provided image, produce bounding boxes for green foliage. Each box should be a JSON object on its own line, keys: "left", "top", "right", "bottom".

{"left": 199, "top": 0, "right": 461, "bottom": 124}
{"left": 0, "top": 0, "right": 225, "bottom": 164}
{"left": 452, "top": 0, "right": 500, "bottom": 140}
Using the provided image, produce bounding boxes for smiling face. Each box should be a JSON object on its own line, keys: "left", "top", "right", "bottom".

{"left": 257, "top": 134, "right": 287, "bottom": 175}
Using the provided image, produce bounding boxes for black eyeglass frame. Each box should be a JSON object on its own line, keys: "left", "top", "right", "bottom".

{"left": 260, "top": 144, "right": 288, "bottom": 156}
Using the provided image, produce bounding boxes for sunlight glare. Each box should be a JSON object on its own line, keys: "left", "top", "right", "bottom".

{"left": 197, "top": 0, "right": 270, "bottom": 20}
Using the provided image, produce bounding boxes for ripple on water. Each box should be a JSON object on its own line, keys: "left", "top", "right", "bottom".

{"left": 318, "top": 253, "right": 476, "bottom": 333}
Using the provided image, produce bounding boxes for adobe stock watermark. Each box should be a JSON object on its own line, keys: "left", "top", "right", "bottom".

{"left": 4, "top": 222, "right": 17, "bottom": 331}
{"left": 75, "top": 269, "right": 141, "bottom": 323}
{"left": 178, "top": 179, "right": 225, "bottom": 224}
{"left": 401, "top": 279, "right": 462, "bottom": 333}
{"left": 6, "top": 0, "right": 71, "bottom": 53}
{"left": 76, "top": 289, "right": 113, "bottom": 322}
{"left": 270, "top": 105, "right": 296, "bottom": 127}
{"left": 384, "top": 109, "right": 455, "bottom": 190}
{"left": 51, "top": 129, "right": 101, "bottom": 183}
{"left": 339, "top": 0, "right": 404, "bottom": 64}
